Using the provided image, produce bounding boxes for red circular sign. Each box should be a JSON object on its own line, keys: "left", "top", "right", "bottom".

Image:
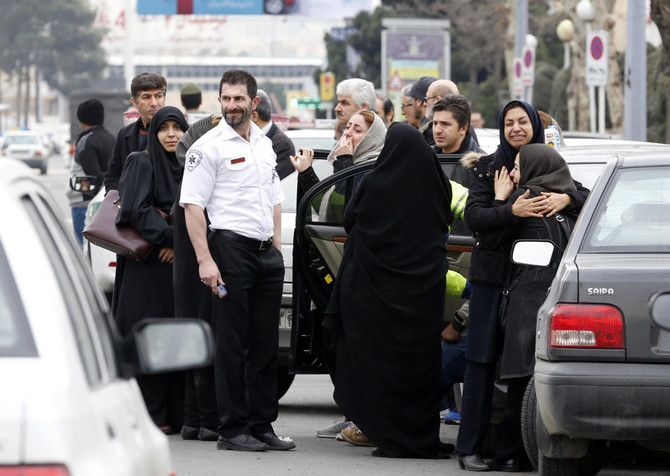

{"left": 590, "top": 36, "right": 604, "bottom": 60}
{"left": 524, "top": 49, "right": 533, "bottom": 68}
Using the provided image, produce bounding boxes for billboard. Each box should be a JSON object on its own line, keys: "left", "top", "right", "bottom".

{"left": 137, "top": 0, "right": 372, "bottom": 17}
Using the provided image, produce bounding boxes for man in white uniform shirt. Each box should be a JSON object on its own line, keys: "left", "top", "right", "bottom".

{"left": 180, "top": 69, "right": 294, "bottom": 452}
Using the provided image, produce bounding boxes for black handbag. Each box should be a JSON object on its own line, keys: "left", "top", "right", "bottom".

{"left": 83, "top": 190, "right": 167, "bottom": 262}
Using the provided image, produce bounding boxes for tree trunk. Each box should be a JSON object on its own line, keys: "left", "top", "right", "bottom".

{"left": 468, "top": 67, "right": 478, "bottom": 106}
{"left": 35, "top": 68, "right": 41, "bottom": 123}
{"left": 23, "top": 65, "right": 30, "bottom": 128}
{"left": 651, "top": 0, "right": 670, "bottom": 143}
{"left": 16, "top": 70, "right": 23, "bottom": 128}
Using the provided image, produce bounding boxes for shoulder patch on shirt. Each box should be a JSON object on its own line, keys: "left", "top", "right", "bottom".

{"left": 186, "top": 150, "right": 203, "bottom": 171}
{"left": 231, "top": 157, "right": 246, "bottom": 164}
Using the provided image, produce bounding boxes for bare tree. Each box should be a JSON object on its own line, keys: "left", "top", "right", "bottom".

{"left": 651, "top": 0, "right": 670, "bottom": 142}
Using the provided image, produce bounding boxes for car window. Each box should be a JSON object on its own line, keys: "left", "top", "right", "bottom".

{"left": 565, "top": 163, "right": 607, "bottom": 190}
{"left": 5, "top": 135, "right": 39, "bottom": 146}
{"left": 583, "top": 166, "right": 670, "bottom": 252}
{"left": 282, "top": 159, "right": 334, "bottom": 213}
{"left": 21, "top": 192, "right": 118, "bottom": 385}
{"left": 0, "top": 241, "right": 38, "bottom": 357}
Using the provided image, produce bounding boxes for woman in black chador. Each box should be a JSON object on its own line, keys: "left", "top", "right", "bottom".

{"left": 326, "top": 122, "right": 453, "bottom": 458}
{"left": 113, "top": 106, "right": 189, "bottom": 433}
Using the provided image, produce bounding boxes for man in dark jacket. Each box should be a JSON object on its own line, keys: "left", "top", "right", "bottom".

{"left": 104, "top": 72, "right": 167, "bottom": 191}
{"left": 251, "top": 89, "right": 295, "bottom": 179}
{"left": 67, "top": 99, "right": 115, "bottom": 244}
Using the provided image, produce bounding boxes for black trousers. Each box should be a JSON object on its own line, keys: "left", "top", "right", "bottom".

{"left": 209, "top": 230, "right": 284, "bottom": 438}
{"left": 457, "top": 283, "right": 503, "bottom": 456}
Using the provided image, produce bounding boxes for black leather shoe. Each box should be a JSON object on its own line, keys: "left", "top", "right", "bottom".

{"left": 216, "top": 434, "right": 269, "bottom": 452}
{"left": 254, "top": 432, "right": 296, "bottom": 451}
{"left": 458, "top": 454, "right": 489, "bottom": 471}
{"left": 487, "top": 458, "right": 520, "bottom": 472}
{"left": 198, "top": 427, "right": 219, "bottom": 441}
{"left": 180, "top": 425, "right": 199, "bottom": 440}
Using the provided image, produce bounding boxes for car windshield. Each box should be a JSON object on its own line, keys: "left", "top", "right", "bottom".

{"left": 4, "top": 135, "right": 39, "bottom": 146}
{"left": 583, "top": 166, "right": 670, "bottom": 252}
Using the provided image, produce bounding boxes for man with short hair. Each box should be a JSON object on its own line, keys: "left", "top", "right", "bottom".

{"left": 470, "top": 111, "right": 485, "bottom": 129}
{"left": 409, "top": 76, "right": 437, "bottom": 145}
{"left": 401, "top": 84, "right": 420, "bottom": 128}
{"left": 432, "top": 94, "right": 481, "bottom": 157}
{"left": 181, "top": 69, "right": 294, "bottom": 453}
{"left": 66, "top": 99, "right": 115, "bottom": 244}
{"left": 425, "top": 79, "right": 460, "bottom": 120}
{"left": 334, "top": 78, "right": 375, "bottom": 136}
{"left": 105, "top": 72, "right": 167, "bottom": 191}
{"left": 181, "top": 82, "right": 203, "bottom": 113}
{"left": 375, "top": 92, "right": 394, "bottom": 128}
{"left": 251, "top": 89, "right": 295, "bottom": 179}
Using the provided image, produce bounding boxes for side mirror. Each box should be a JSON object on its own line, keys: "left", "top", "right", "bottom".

{"left": 128, "top": 318, "right": 214, "bottom": 375}
{"left": 511, "top": 240, "right": 558, "bottom": 267}
{"left": 650, "top": 292, "right": 670, "bottom": 331}
{"left": 69, "top": 176, "right": 101, "bottom": 195}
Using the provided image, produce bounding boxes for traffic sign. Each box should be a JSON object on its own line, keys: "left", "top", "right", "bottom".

{"left": 387, "top": 70, "right": 404, "bottom": 92}
{"left": 521, "top": 46, "right": 535, "bottom": 86}
{"left": 586, "top": 30, "right": 608, "bottom": 86}
{"left": 320, "top": 72, "right": 335, "bottom": 102}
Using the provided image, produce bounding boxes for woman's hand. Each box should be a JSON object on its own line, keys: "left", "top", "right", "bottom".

{"left": 335, "top": 136, "right": 353, "bottom": 157}
{"left": 289, "top": 147, "right": 314, "bottom": 173}
{"left": 158, "top": 247, "right": 174, "bottom": 264}
{"left": 541, "top": 192, "right": 572, "bottom": 217}
{"left": 494, "top": 167, "right": 515, "bottom": 201}
{"left": 512, "top": 189, "right": 547, "bottom": 218}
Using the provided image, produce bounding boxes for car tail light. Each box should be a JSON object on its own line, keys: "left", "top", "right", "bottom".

{"left": 549, "top": 304, "right": 624, "bottom": 348}
{"left": 0, "top": 466, "right": 71, "bottom": 476}
{"left": 34, "top": 151, "right": 43, "bottom": 157}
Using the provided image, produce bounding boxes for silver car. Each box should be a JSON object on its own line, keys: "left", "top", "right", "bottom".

{"left": 514, "top": 144, "right": 670, "bottom": 475}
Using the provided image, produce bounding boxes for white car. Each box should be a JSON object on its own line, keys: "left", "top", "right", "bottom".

{"left": 1, "top": 130, "right": 50, "bottom": 174}
{"left": 285, "top": 127, "right": 337, "bottom": 151}
{"left": 0, "top": 159, "right": 212, "bottom": 475}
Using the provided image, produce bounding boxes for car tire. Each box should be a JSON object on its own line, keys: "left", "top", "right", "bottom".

{"left": 277, "top": 364, "right": 295, "bottom": 399}
{"left": 264, "top": 0, "right": 285, "bottom": 14}
{"left": 521, "top": 376, "right": 539, "bottom": 470}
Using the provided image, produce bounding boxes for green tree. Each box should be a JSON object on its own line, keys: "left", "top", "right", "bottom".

{"left": 0, "top": 0, "right": 106, "bottom": 124}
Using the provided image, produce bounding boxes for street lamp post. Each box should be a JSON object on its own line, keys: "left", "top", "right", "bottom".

{"left": 576, "top": 0, "right": 596, "bottom": 134}
{"left": 556, "top": 19, "right": 574, "bottom": 70}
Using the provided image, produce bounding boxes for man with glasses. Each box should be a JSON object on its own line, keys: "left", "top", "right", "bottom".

{"left": 408, "top": 76, "right": 437, "bottom": 146}
{"left": 401, "top": 84, "right": 420, "bottom": 128}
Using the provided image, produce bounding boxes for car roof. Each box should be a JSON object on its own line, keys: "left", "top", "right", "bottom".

{"left": 285, "top": 128, "right": 336, "bottom": 138}
{"left": 559, "top": 141, "right": 670, "bottom": 164}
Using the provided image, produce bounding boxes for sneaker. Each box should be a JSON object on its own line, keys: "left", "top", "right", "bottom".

{"left": 341, "top": 427, "right": 375, "bottom": 447}
{"left": 442, "top": 410, "right": 461, "bottom": 425}
{"left": 335, "top": 421, "right": 356, "bottom": 441}
{"left": 316, "top": 416, "right": 352, "bottom": 438}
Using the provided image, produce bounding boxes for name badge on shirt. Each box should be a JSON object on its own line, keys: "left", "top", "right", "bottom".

{"left": 231, "top": 157, "right": 246, "bottom": 164}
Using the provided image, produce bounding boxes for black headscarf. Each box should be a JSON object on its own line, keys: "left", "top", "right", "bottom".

{"left": 346, "top": 122, "right": 452, "bottom": 271}
{"left": 146, "top": 106, "right": 189, "bottom": 208}
{"left": 519, "top": 143, "right": 576, "bottom": 195}
{"left": 493, "top": 100, "right": 544, "bottom": 171}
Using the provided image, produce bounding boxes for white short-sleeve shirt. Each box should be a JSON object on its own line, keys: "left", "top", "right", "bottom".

{"left": 180, "top": 120, "right": 285, "bottom": 241}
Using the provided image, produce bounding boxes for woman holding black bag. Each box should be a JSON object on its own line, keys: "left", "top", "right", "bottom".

{"left": 113, "top": 106, "right": 189, "bottom": 433}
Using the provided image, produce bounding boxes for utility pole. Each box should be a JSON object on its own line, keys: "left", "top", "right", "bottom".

{"left": 623, "top": 0, "right": 647, "bottom": 140}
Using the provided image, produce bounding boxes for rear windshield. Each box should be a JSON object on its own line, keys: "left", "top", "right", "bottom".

{"left": 0, "top": 241, "right": 38, "bottom": 357}
{"left": 583, "top": 166, "right": 670, "bottom": 252}
{"left": 4, "top": 135, "right": 40, "bottom": 146}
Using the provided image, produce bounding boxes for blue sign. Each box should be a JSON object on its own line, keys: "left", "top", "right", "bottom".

{"left": 138, "top": 0, "right": 263, "bottom": 15}
{"left": 138, "top": 0, "right": 177, "bottom": 15}
{"left": 194, "top": 0, "right": 263, "bottom": 15}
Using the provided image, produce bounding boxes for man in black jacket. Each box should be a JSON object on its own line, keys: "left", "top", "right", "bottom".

{"left": 251, "top": 89, "right": 295, "bottom": 179}
{"left": 67, "top": 99, "right": 115, "bottom": 244}
{"left": 104, "top": 72, "right": 167, "bottom": 191}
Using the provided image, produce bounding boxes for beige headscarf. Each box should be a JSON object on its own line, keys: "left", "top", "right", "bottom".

{"left": 327, "top": 112, "right": 387, "bottom": 164}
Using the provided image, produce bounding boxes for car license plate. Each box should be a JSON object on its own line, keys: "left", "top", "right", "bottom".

{"left": 279, "top": 307, "right": 292, "bottom": 329}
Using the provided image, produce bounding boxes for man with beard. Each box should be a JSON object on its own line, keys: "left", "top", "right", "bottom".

{"left": 180, "top": 69, "right": 294, "bottom": 453}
